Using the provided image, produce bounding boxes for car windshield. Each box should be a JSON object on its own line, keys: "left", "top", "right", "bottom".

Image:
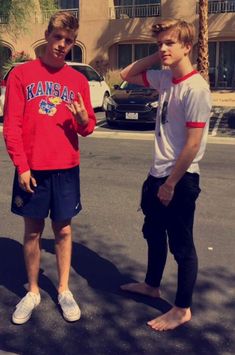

{"left": 119, "top": 82, "right": 149, "bottom": 90}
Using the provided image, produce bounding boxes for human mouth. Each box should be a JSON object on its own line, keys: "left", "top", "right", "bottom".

{"left": 54, "top": 49, "right": 65, "bottom": 56}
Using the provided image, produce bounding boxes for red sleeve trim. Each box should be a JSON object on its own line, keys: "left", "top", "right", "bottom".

{"left": 186, "top": 122, "right": 206, "bottom": 128}
{"left": 142, "top": 71, "right": 150, "bottom": 87}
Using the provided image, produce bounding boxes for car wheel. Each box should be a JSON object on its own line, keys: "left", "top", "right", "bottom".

{"left": 102, "top": 92, "right": 110, "bottom": 111}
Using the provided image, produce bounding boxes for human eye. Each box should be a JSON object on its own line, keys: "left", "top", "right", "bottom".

{"left": 54, "top": 34, "right": 62, "bottom": 40}
{"left": 66, "top": 38, "right": 74, "bottom": 45}
{"left": 167, "top": 41, "right": 176, "bottom": 46}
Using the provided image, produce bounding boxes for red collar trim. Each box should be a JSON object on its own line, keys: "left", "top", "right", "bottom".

{"left": 172, "top": 70, "right": 198, "bottom": 84}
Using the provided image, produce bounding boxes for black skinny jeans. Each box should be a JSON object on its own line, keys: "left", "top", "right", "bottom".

{"left": 141, "top": 172, "right": 201, "bottom": 308}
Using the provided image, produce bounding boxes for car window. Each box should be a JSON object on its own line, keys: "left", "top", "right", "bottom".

{"left": 120, "top": 82, "right": 147, "bottom": 90}
{"left": 71, "top": 65, "right": 101, "bottom": 82}
{"left": 84, "top": 67, "right": 101, "bottom": 81}
{"left": 71, "top": 65, "right": 89, "bottom": 79}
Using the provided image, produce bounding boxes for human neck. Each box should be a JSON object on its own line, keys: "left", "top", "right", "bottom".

{"left": 170, "top": 57, "right": 194, "bottom": 80}
{"left": 41, "top": 54, "right": 65, "bottom": 70}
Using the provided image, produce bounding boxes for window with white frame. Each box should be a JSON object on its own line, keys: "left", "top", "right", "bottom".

{"left": 115, "top": 0, "right": 160, "bottom": 5}
{"left": 58, "top": 0, "right": 78, "bottom": 9}
{"left": 209, "top": 41, "right": 235, "bottom": 88}
{"left": 65, "top": 45, "right": 83, "bottom": 62}
{"left": 118, "top": 43, "right": 159, "bottom": 69}
{"left": 114, "top": 0, "right": 160, "bottom": 18}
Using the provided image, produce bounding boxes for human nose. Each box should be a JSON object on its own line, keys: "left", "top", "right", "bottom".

{"left": 58, "top": 38, "right": 66, "bottom": 48}
{"left": 160, "top": 43, "right": 167, "bottom": 52}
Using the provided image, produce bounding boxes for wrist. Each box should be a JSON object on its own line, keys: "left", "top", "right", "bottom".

{"left": 163, "top": 180, "right": 175, "bottom": 192}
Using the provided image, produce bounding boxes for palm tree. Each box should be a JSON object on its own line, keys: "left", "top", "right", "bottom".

{"left": 197, "top": 0, "right": 209, "bottom": 83}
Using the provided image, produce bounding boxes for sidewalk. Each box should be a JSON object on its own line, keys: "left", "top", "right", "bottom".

{"left": 211, "top": 90, "right": 235, "bottom": 107}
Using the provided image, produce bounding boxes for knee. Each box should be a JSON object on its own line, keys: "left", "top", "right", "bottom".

{"left": 171, "top": 246, "right": 197, "bottom": 264}
{"left": 25, "top": 232, "right": 41, "bottom": 241}
{"left": 24, "top": 218, "right": 45, "bottom": 241}
{"left": 53, "top": 223, "right": 71, "bottom": 241}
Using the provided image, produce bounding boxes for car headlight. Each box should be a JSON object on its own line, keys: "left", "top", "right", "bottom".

{"left": 106, "top": 97, "right": 117, "bottom": 108}
{"left": 149, "top": 101, "right": 159, "bottom": 108}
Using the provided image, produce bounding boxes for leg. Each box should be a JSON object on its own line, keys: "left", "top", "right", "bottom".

{"left": 52, "top": 219, "right": 72, "bottom": 293}
{"left": 121, "top": 176, "right": 168, "bottom": 298}
{"left": 12, "top": 217, "right": 44, "bottom": 324}
{"left": 24, "top": 217, "right": 45, "bottom": 294}
{"left": 121, "top": 216, "right": 167, "bottom": 298}
{"left": 52, "top": 218, "right": 81, "bottom": 322}
{"left": 148, "top": 173, "right": 200, "bottom": 331}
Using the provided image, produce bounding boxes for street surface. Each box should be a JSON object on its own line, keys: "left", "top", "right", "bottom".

{"left": 0, "top": 125, "right": 235, "bottom": 355}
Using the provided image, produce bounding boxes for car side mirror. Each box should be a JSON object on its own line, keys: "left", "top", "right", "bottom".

{"left": 99, "top": 75, "right": 104, "bottom": 81}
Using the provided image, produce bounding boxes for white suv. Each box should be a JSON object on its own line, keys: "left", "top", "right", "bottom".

{"left": 0, "top": 61, "right": 110, "bottom": 117}
{"left": 67, "top": 62, "right": 110, "bottom": 109}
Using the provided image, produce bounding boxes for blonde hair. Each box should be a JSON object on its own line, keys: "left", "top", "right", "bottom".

{"left": 47, "top": 11, "right": 79, "bottom": 37}
{"left": 152, "top": 19, "right": 195, "bottom": 47}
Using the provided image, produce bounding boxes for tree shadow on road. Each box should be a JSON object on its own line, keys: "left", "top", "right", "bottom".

{"left": 0, "top": 231, "right": 235, "bottom": 355}
{"left": 41, "top": 237, "right": 171, "bottom": 314}
{"left": 0, "top": 236, "right": 58, "bottom": 302}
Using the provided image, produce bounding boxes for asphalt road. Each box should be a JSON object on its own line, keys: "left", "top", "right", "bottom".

{"left": 0, "top": 132, "right": 235, "bottom": 355}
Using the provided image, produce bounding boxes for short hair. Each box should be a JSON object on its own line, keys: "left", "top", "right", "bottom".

{"left": 152, "top": 19, "right": 195, "bottom": 47}
{"left": 47, "top": 11, "right": 79, "bottom": 37}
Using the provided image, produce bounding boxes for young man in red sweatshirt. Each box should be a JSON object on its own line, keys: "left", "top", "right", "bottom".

{"left": 120, "top": 19, "right": 211, "bottom": 331}
{"left": 4, "top": 11, "right": 96, "bottom": 324}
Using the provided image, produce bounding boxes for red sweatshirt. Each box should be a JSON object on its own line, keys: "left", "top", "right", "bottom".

{"left": 3, "top": 59, "right": 96, "bottom": 174}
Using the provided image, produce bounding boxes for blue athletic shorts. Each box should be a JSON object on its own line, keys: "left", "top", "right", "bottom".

{"left": 11, "top": 166, "right": 82, "bottom": 222}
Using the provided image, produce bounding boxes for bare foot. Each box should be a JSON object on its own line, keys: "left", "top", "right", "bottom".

{"left": 147, "top": 306, "right": 191, "bottom": 331}
{"left": 120, "top": 282, "right": 160, "bottom": 298}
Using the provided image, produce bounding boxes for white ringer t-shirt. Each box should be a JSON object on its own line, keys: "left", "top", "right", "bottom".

{"left": 142, "top": 69, "right": 212, "bottom": 177}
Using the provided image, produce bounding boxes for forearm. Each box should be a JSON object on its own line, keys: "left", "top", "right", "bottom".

{"left": 120, "top": 52, "right": 159, "bottom": 81}
{"left": 157, "top": 124, "right": 204, "bottom": 208}
{"left": 164, "top": 142, "right": 200, "bottom": 190}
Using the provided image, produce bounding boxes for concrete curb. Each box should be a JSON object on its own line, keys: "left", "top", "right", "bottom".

{"left": 1, "top": 125, "right": 235, "bottom": 144}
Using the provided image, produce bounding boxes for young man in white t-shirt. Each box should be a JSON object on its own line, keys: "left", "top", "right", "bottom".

{"left": 120, "top": 19, "right": 211, "bottom": 331}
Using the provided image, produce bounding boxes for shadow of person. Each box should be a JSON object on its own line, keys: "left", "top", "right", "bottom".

{"left": 41, "top": 238, "right": 171, "bottom": 313}
{"left": 0, "top": 236, "right": 58, "bottom": 303}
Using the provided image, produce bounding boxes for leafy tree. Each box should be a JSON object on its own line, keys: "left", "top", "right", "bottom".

{"left": 0, "top": 0, "right": 57, "bottom": 74}
{"left": 197, "top": 0, "right": 209, "bottom": 83}
{"left": 2, "top": 51, "right": 33, "bottom": 76}
{"left": 0, "top": 0, "right": 57, "bottom": 35}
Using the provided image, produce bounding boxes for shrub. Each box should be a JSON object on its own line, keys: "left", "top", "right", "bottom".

{"left": 105, "top": 69, "right": 122, "bottom": 91}
{"left": 2, "top": 51, "right": 32, "bottom": 76}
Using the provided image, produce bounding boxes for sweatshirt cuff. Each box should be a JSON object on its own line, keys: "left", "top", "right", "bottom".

{"left": 17, "top": 163, "right": 30, "bottom": 175}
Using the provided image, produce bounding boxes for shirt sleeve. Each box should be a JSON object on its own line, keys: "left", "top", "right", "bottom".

{"left": 3, "top": 68, "right": 30, "bottom": 174}
{"left": 74, "top": 77, "right": 96, "bottom": 137}
{"left": 184, "top": 86, "right": 212, "bottom": 128}
{"left": 142, "top": 69, "right": 162, "bottom": 90}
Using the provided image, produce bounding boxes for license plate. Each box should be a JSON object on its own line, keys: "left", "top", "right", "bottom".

{"left": 125, "top": 112, "right": 138, "bottom": 120}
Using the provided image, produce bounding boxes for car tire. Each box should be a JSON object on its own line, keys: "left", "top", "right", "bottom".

{"left": 102, "top": 92, "right": 110, "bottom": 111}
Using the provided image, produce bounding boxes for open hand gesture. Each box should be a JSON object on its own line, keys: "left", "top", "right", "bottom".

{"left": 67, "top": 92, "right": 89, "bottom": 126}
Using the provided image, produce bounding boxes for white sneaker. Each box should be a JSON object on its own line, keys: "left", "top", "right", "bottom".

{"left": 12, "top": 292, "right": 41, "bottom": 324}
{"left": 58, "top": 290, "right": 81, "bottom": 322}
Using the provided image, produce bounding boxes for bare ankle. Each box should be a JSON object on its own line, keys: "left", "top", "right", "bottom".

{"left": 28, "top": 286, "right": 40, "bottom": 294}
{"left": 58, "top": 287, "right": 69, "bottom": 294}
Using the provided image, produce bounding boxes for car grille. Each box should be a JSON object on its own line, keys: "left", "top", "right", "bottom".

{"left": 116, "top": 104, "right": 151, "bottom": 113}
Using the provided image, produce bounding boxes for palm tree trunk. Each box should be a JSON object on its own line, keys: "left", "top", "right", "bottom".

{"left": 197, "top": 0, "right": 209, "bottom": 83}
